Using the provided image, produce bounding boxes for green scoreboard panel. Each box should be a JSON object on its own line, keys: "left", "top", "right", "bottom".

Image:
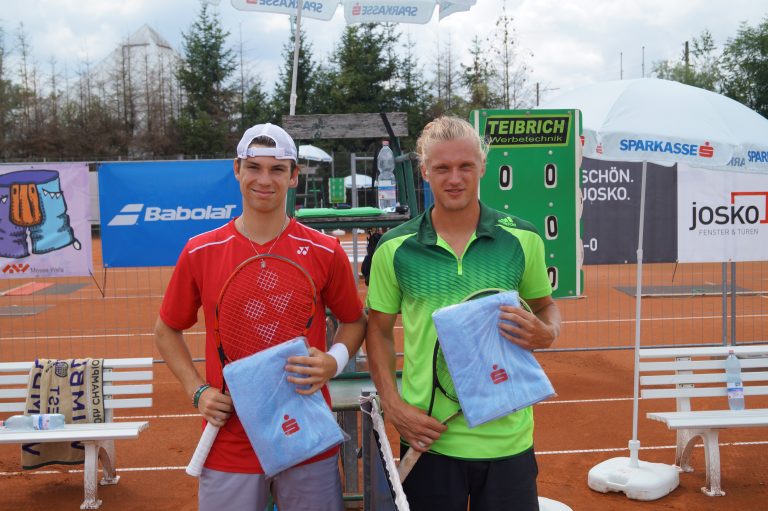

{"left": 328, "top": 177, "right": 346, "bottom": 204}
{"left": 472, "top": 109, "right": 583, "bottom": 298}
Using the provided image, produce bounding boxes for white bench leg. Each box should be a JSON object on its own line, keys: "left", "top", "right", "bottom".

{"left": 676, "top": 429, "right": 696, "bottom": 473}
{"left": 81, "top": 442, "right": 103, "bottom": 510}
{"left": 80, "top": 440, "right": 120, "bottom": 509}
{"left": 98, "top": 439, "right": 120, "bottom": 485}
{"left": 698, "top": 429, "right": 725, "bottom": 497}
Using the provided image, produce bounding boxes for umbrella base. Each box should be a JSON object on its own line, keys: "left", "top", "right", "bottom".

{"left": 588, "top": 456, "right": 679, "bottom": 501}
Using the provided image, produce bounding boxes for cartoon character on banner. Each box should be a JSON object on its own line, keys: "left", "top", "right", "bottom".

{"left": 0, "top": 170, "right": 81, "bottom": 259}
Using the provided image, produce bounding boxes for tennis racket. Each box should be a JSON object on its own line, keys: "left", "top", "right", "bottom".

{"left": 398, "top": 289, "right": 532, "bottom": 483}
{"left": 185, "top": 254, "right": 316, "bottom": 477}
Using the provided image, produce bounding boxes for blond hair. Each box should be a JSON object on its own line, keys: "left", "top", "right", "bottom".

{"left": 415, "top": 116, "right": 488, "bottom": 167}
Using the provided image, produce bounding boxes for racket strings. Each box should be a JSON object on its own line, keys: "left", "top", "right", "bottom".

{"left": 217, "top": 259, "right": 315, "bottom": 361}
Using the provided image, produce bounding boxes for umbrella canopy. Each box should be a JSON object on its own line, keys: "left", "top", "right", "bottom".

{"left": 298, "top": 144, "right": 333, "bottom": 162}
{"left": 230, "top": 0, "right": 477, "bottom": 114}
{"left": 542, "top": 78, "right": 768, "bottom": 173}
{"left": 344, "top": 174, "right": 374, "bottom": 189}
{"left": 541, "top": 78, "right": 768, "bottom": 498}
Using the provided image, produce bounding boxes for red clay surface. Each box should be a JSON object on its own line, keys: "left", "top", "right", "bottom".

{"left": 2, "top": 238, "right": 768, "bottom": 510}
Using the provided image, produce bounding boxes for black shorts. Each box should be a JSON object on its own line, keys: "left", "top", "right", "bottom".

{"left": 400, "top": 443, "right": 539, "bottom": 511}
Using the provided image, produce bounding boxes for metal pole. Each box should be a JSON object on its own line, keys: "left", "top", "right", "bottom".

{"left": 289, "top": 0, "right": 304, "bottom": 116}
{"left": 731, "top": 261, "right": 737, "bottom": 345}
{"left": 629, "top": 160, "right": 647, "bottom": 467}
{"left": 350, "top": 154, "right": 359, "bottom": 282}
{"left": 722, "top": 263, "right": 728, "bottom": 346}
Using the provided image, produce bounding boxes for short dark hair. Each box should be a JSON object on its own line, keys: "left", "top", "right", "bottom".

{"left": 237, "top": 136, "right": 297, "bottom": 172}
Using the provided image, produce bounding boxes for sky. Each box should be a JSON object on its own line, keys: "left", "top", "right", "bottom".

{"left": 1, "top": 0, "right": 766, "bottom": 103}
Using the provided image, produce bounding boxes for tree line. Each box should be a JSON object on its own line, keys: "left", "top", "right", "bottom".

{"left": 1, "top": 5, "right": 766, "bottom": 163}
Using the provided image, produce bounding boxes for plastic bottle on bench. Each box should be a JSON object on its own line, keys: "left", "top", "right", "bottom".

{"left": 0, "top": 413, "right": 66, "bottom": 430}
{"left": 725, "top": 350, "right": 745, "bottom": 411}
{"left": 376, "top": 141, "right": 398, "bottom": 212}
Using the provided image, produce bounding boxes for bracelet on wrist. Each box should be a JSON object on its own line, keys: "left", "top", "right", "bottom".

{"left": 192, "top": 383, "right": 211, "bottom": 408}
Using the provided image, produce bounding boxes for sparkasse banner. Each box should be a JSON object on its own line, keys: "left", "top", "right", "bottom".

{"left": 99, "top": 160, "right": 240, "bottom": 267}
{"left": 677, "top": 164, "right": 768, "bottom": 263}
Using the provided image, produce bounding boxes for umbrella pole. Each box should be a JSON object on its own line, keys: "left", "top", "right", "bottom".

{"left": 289, "top": 0, "right": 304, "bottom": 116}
{"left": 629, "top": 160, "right": 648, "bottom": 467}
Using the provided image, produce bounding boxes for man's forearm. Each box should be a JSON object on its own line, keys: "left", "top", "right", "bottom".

{"left": 154, "top": 318, "right": 205, "bottom": 399}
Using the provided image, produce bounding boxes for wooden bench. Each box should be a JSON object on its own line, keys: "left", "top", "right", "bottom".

{"left": 0, "top": 358, "right": 153, "bottom": 509}
{"left": 639, "top": 345, "right": 768, "bottom": 496}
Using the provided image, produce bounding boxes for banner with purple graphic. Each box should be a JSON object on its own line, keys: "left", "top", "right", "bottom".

{"left": 0, "top": 163, "right": 92, "bottom": 278}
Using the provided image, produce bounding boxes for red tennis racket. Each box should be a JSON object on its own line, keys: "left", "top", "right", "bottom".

{"left": 186, "top": 254, "right": 316, "bottom": 477}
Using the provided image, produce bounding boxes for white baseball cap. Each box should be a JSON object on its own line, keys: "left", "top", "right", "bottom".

{"left": 236, "top": 123, "right": 297, "bottom": 161}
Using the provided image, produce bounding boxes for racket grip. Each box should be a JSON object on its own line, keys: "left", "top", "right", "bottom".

{"left": 186, "top": 422, "right": 220, "bottom": 477}
{"left": 397, "top": 447, "right": 423, "bottom": 483}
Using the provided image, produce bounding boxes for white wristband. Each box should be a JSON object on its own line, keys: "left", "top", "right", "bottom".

{"left": 327, "top": 343, "right": 350, "bottom": 377}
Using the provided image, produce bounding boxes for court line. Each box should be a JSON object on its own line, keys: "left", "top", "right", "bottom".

{"left": 2, "top": 312, "right": 767, "bottom": 343}
{"left": 4, "top": 441, "right": 768, "bottom": 477}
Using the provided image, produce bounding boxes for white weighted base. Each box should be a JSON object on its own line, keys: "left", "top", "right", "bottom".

{"left": 588, "top": 456, "right": 679, "bottom": 501}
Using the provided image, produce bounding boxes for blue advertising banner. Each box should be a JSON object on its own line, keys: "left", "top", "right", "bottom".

{"left": 98, "top": 160, "right": 240, "bottom": 267}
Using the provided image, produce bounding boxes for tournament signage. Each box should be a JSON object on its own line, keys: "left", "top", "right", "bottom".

{"left": 473, "top": 109, "right": 582, "bottom": 298}
{"left": 99, "top": 160, "right": 240, "bottom": 267}
{"left": 230, "top": 0, "right": 337, "bottom": 20}
{"left": 484, "top": 114, "right": 571, "bottom": 147}
{"left": 678, "top": 165, "right": 768, "bottom": 263}
{"left": 580, "top": 157, "right": 677, "bottom": 264}
{"left": 344, "top": 1, "right": 437, "bottom": 24}
{"left": 0, "top": 162, "right": 92, "bottom": 278}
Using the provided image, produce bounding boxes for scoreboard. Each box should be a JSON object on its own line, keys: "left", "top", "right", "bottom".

{"left": 472, "top": 109, "right": 583, "bottom": 298}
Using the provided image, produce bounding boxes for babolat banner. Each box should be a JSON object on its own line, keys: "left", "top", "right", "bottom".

{"left": 473, "top": 109, "right": 582, "bottom": 298}
{"left": 99, "top": 160, "right": 240, "bottom": 267}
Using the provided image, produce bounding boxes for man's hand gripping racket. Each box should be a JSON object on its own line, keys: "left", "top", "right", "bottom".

{"left": 186, "top": 255, "right": 316, "bottom": 477}
{"left": 397, "top": 289, "right": 531, "bottom": 483}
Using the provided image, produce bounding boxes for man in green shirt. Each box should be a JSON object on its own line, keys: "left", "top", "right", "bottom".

{"left": 366, "top": 116, "right": 561, "bottom": 510}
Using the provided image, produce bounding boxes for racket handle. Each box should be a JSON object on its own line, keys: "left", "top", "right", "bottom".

{"left": 397, "top": 447, "right": 422, "bottom": 483}
{"left": 398, "top": 411, "right": 460, "bottom": 483}
{"left": 186, "top": 422, "right": 220, "bottom": 477}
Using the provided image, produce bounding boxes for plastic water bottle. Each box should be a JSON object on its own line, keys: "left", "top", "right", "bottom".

{"left": 725, "top": 350, "right": 745, "bottom": 411}
{"left": 1, "top": 413, "right": 66, "bottom": 430}
{"left": 376, "top": 141, "right": 398, "bottom": 212}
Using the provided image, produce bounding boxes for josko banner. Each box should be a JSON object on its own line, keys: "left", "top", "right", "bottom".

{"left": 98, "top": 160, "right": 240, "bottom": 267}
{"left": 0, "top": 162, "right": 92, "bottom": 278}
{"left": 677, "top": 164, "right": 768, "bottom": 263}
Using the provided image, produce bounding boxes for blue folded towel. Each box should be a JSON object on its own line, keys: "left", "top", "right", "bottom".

{"left": 223, "top": 337, "right": 345, "bottom": 476}
{"left": 431, "top": 290, "right": 556, "bottom": 428}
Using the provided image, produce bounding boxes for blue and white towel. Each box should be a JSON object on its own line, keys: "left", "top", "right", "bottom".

{"left": 432, "top": 291, "right": 556, "bottom": 428}
{"left": 223, "top": 337, "right": 345, "bottom": 476}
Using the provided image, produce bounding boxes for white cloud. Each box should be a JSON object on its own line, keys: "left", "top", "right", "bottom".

{"left": 1, "top": 0, "right": 766, "bottom": 98}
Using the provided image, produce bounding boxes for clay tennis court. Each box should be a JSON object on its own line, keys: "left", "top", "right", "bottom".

{"left": 2, "top": 237, "right": 768, "bottom": 510}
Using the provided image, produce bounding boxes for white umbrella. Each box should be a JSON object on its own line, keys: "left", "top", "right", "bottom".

{"left": 344, "top": 174, "right": 374, "bottom": 189}
{"left": 298, "top": 144, "right": 333, "bottom": 162}
{"left": 229, "top": 0, "right": 477, "bottom": 115}
{"left": 542, "top": 78, "right": 768, "bottom": 500}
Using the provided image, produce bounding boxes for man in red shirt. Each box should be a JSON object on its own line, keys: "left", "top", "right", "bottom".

{"left": 155, "top": 123, "right": 366, "bottom": 511}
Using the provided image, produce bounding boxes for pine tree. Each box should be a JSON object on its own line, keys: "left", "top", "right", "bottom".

{"left": 271, "top": 27, "right": 315, "bottom": 117}
{"left": 176, "top": 3, "right": 236, "bottom": 157}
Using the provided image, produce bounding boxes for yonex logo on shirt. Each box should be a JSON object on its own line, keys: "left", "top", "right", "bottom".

{"left": 297, "top": 246, "right": 310, "bottom": 255}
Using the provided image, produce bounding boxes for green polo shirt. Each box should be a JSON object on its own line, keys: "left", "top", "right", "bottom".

{"left": 366, "top": 202, "right": 552, "bottom": 459}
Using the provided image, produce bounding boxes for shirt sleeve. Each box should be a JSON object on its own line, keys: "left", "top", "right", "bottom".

{"left": 159, "top": 245, "right": 202, "bottom": 331}
{"left": 365, "top": 238, "right": 402, "bottom": 314}
{"left": 321, "top": 242, "right": 364, "bottom": 324}
{"left": 518, "top": 232, "right": 553, "bottom": 300}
